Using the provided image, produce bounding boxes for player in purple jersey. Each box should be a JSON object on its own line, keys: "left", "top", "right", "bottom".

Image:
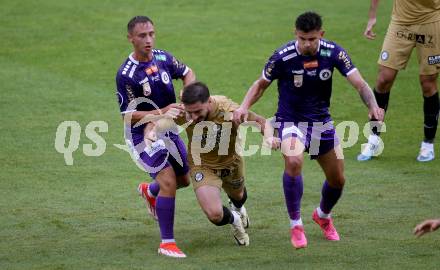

{"left": 115, "top": 16, "right": 195, "bottom": 258}
{"left": 234, "top": 12, "right": 384, "bottom": 249}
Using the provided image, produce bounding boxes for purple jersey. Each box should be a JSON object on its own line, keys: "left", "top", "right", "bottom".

{"left": 262, "top": 39, "right": 357, "bottom": 123}
{"left": 115, "top": 49, "right": 189, "bottom": 134}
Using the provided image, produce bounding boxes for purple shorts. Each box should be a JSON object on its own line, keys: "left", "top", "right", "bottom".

{"left": 128, "top": 132, "right": 189, "bottom": 179}
{"left": 276, "top": 120, "right": 339, "bottom": 159}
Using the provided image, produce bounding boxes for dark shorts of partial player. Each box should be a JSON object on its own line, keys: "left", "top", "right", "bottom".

{"left": 276, "top": 119, "right": 339, "bottom": 159}
{"left": 126, "top": 132, "right": 189, "bottom": 179}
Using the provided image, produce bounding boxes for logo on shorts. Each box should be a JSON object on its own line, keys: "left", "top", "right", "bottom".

{"left": 381, "top": 51, "right": 389, "bottom": 61}
{"left": 428, "top": 55, "right": 440, "bottom": 65}
{"left": 161, "top": 72, "right": 170, "bottom": 84}
{"left": 319, "top": 69, "right": 332, "bottom": 80}
{"left": 195, "top": 172, "right": 204, "bottom": 182}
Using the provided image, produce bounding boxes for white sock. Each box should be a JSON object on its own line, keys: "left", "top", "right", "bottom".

{"left": 368, "top": 134, "right": 380, "bottom": 145}
{"left": 290, "top": 218, "right": 303, "bottom": 228}
{"left": 161, "top": 239, "right": 175, "bottom": 244}
{"left": 231, "top": 211, "right": 241, "bottom": 226}
{"left": 317, "top": 207, "right": 331, "bottom": 219}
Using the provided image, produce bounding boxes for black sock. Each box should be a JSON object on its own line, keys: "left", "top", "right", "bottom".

{"left": 423, "top": 92, "right": 439, "bottom": 143}
{"left": 371, "top": 89, "right": 390, "bottom": 136}
{"left": 228, "top": 187, "right": 247, "bottom": 209}
{"left": 212, "top": 206, "right": 234, "bottom": 226}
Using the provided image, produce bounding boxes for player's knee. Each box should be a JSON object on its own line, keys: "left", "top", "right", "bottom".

{"left": 205, "top": 208, "right": 223, "bottom": 224}
{"left": 285, "top": 157, "right": 303, "bottom": 175}
{"left": 376, "top": 75, "right": 393, "bottom": 92}
{"left": 328, "top": 175, "right": 345, "bottom": 188}
{"left": 420, "top": 78, "right": 438, "bottom": 96}
{"left": 158, "top": 178, "right": 177, "bottom": 193}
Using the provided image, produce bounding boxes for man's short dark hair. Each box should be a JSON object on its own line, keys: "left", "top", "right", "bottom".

{"left": 295, "top": 11, "right": 322, "bottom": 32}
{"left": 181, "top": 82, "right": 210, "bottom": 105}
{"left": 127, "top": 16, "right": 154, "bottom": 33}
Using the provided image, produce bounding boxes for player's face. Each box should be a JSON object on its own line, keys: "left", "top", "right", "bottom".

{"left": 295, "top": 29, "right": 323, "bottom": 56}
{"left": 128, "top": 22, "right": 155, "bottom": 59}
{"left": 184, "top": 101, "right": 210, "bottom": 123}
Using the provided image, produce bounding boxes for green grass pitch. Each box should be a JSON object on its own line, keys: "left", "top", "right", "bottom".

{"left": 1, "top": 0, "right": 439, "bottom": 269}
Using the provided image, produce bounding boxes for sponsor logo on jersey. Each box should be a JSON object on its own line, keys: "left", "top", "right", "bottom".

{"left": 307, "top": 70, "right": 317, "bottom": 76}
{"left": 380, "top": 51, "right": 389, "bottom": 61}
{"left": 145, "top": 65, "right": 158, "bottom": 75}
{"left": 293, "top": 74, "right": 303, "bottom": 87}
{"left": 161, "top": 72, "right": 170, "bottom": 84}
{"left": 319, "top": 69, "right": 332, "bottom": 80}
{"left": 428, "top": 55, "right": 440, "bottom": 65}
{"left": 303, "top": 60, "right": 318, "bottom": 69}
{"left": 195, "top": 172, "right": 204, "bottom": 182}
{"left": 155, "top": 54, "right": 167, "bottom": 61}
{"left": 172, "top": 57, "right": 186, "bottom": 71}
{"left": 145, "top": 139, "right": 166, "bottom": 157}
{"left": 338, "top": 51, "right": 352, "bottom": 69}
{"left": 292, "top": 69, "right": 304, "bottom": 75}
{"left": 320, "top": 49, "right": 331, "bottom": 57}
{"left": 397, "top": 31, "right": 434, "bottom": 47}
{"left": 265, "top": 60, "right": 276, "bottom": 78}
{"left": 125, "top": 84, "right": 135, "bottom": 102}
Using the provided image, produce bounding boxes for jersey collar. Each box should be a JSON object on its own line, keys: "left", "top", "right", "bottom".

{"left": 295, "top": 40, "right": 321, "bottom": 56}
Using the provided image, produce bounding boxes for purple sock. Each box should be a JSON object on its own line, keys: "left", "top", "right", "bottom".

{"left": 319, "top": 180, "right": 343, "bottom": 214}
{"left": 156, "top": 196, "right": 175, "bottom": 240}
{"left": 149, "top": 181, "right": 160, "bottom": 197}
{"left": 283, "top": 172, "right": 303, "bottom": 220}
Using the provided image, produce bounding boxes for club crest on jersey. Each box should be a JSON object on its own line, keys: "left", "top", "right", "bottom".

{"left": 303, "top": 60, "right": 318, "bottom": 69}
{"left": 293, "top": 74, "right": 303, "bottom": 87}
{"left": 195, "top": 172, "right": 204, "bottom": 182}
{"left": 319, "top": 69, "right": 332, "bottom": 80}
{"left": 142, "top": 82, "right": 152, "bottom": 96}
{"left": 161, "top": 72, "right": 170, "bottom": 84}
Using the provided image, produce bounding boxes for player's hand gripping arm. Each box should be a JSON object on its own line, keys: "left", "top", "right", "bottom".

{"left": 347, "top": 70, "right": 384, "bottom": 121}
{"left": 364, "top": 0, "right": 380, "bottom": 39}
{"left": 233, "top": 78, "right": 271, "bottom": 125}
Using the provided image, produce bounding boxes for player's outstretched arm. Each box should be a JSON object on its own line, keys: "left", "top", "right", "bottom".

{"left": 346, "top": 70, "right": 384, "bottom": 121}
{"left": 182, "top": 68, "right": 196, "bottom": 87}
{"left": 233, "top": 77, "right": 271, "bottom": 125}
{"left": 125, "top": 103, "right": 184, "bottom": 125}
{"left": 414, "top": 218, "right": 440, "bottom": 237}
{"left": 179, "top": 68, "right": 196, "bottom": 100}
{"left": 364, "top": 0, "right": 380, "bottom": 40}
